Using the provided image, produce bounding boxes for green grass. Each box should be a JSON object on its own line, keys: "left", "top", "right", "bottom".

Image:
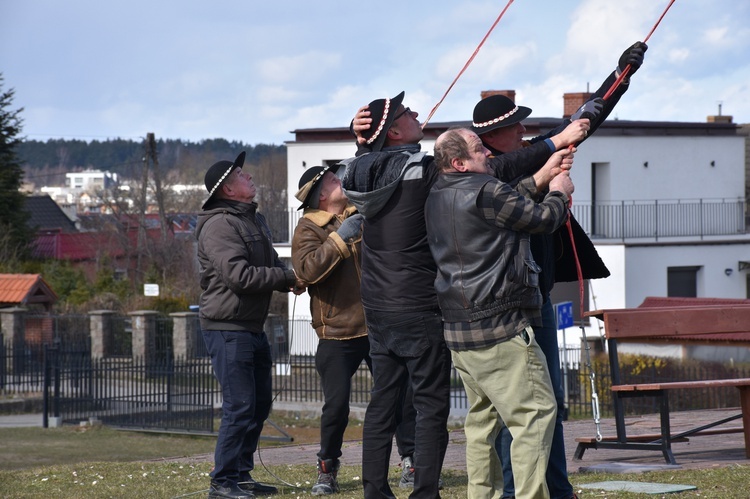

{"left": 1, "top": 461, "right": 750, "bottom": 499}
{"left": 0, "top": 426, "right": 216, "bottom": 471}
{"left": 0, "top": 426, "right": 748, "bottom": 498}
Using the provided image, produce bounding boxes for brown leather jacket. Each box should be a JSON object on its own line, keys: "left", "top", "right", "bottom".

{"left": 291, "top": 205, "right": 366, "bottom": 340}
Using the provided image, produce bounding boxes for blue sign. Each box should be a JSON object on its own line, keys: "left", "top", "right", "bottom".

{"left": 555, "top": 301, "right": 574, "bottom": 330}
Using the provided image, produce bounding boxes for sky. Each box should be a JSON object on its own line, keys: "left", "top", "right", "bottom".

{"left": 2, "top": 0, "right": 749, "bottom": 145}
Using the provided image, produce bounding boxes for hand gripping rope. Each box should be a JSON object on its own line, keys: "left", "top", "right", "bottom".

{"left": 566, "top": 0, "right": 677, "bottom": 442}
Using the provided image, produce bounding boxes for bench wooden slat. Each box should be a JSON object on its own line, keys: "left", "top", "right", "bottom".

{"left": 612, "top": 378, "right": 750, "bottom": 392}
{"left": 585, "top": 306, "right": 750, "bottom": 339}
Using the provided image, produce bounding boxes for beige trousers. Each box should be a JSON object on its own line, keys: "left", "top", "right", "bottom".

{"left": 451, "top": 327, "right": 557, "bottom": 499}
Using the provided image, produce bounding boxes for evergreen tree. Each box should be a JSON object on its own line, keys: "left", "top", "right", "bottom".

{"left": 0, "top": 74, "right": 33, "bottom": 265}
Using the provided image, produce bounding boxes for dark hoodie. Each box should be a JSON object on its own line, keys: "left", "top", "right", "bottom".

{"left": 341, "top": 140, "right": 558, "bottom": 312}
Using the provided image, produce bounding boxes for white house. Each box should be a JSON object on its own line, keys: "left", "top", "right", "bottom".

{"left": 280, "top": 91, "right": 750, "bottom": 357}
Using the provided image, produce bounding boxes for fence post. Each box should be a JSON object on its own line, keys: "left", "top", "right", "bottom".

{"left": 170, "top": 311, "right": 198, "bottom": 359}
{"left": 89, "top": 310, "right": 114, "bottom": 359}
{"left": 0, "top": 307, "right": 26, "bottom": 375}
{"left": 129, "top": 310, "right": 158, "bottom": 363}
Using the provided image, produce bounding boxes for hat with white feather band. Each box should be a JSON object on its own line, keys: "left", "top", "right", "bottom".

{"left": 203, "top": 151, "right": 247, "bottom": 200}
{"left": 355, "top": 91, "right": 405, "bottom": 152}
{"left": 471, "top": 94, "right": 532, "bottom": 135}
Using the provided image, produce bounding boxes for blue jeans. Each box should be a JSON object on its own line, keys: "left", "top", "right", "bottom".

{"left": 315, "top": 336, "right": 415, "bottom": 461}
{"left": 361, "top": 308, "right": 451, "bottom": 499}
{"left": 203, "top": 330, "right": 273, "bottom": 487}
{"left": 495, "top": 298, "right": 573, "bottom": 499}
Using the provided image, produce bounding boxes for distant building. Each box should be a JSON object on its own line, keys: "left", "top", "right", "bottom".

{"left": 65, "top": 170, "right": 119, "bottom": 191}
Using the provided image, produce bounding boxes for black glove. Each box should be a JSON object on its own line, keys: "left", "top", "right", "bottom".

{"left": 336, "top": 213, "right": 364, "bottom": 242}
{"left": 571, "top": 98, "right": 604, "bottom": 122}
{"left": 618, "top": 41, "right": 648, "bottom": 76}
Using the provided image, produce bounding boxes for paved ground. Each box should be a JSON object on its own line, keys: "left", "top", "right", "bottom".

{"left": 0, "top": 413, "right": 44, "bottom": 428}
{"left": 178, "top": 407, "right": 748, "bottom": 475}
{"left": 6, "top": 407, "right": 746, "bottom": 474}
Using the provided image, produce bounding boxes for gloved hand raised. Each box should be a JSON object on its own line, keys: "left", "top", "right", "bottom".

{"left": 571, "top": 98, "right": 604, "bottom": 122}
{"left": 336, "top": 213, "right": 364, "bottom": 242}
{"left": 618, "top": 41, "right": 648, "bottom": 76}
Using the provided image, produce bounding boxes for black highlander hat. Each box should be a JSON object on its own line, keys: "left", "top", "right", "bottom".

{"left": 295, "top": 164, "right": 341, "bottom": 210}
{"left": 471, "top": 94, "right": 532, "bottom": 135}
{"left": 203, "top": 151, "right": 247, "bottom": 200}
{"left": 358, "top": 91, "right": 405, "bottom": 152}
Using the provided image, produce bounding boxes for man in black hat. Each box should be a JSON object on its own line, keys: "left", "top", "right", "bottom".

{"left": 472, "top": 41, "right": 647, "bottom": 499}
{"left": 341, "top": 91, "right": 585, "bottom": 499}
{"left": 291, "top": 165, "right": 417, "bottom": 495}
{"left": 196, "top": 151, "right": 305, "bottom": 499}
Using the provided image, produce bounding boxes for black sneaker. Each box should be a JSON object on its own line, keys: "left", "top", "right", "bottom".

{"left": 311, "top": 458, "right": 340, "bottom": 495}
{"left": 238, "top": 474, "right": 277, "bottom": 495}
{"left": 399, "top": 456, "right": 415, "bottom": 489}
{"left": 398, "top": 456, "right": 444, "bottom": 490}
{"left": 208, "top": 480, "right": 254, "bottom": 498}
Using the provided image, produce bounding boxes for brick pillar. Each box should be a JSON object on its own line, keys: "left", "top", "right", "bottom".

{"left": 170, "top": 312, "right": 199, "bottom": 359}
{"left": 563, "top": 92, "right": 593, "bottom": 118}
{"left": 129, "top": 310, "right": 158, "bottom": 362}
{"left": 0, "top": 307, "right": 26, "bottom": 374}
{"left": 480, "top": 89, "right": 516, "bottom": 102}
{"left": 89, "top": 310, "right": 114, "bottom": 359}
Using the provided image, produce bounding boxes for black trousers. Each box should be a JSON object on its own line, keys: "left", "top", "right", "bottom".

{"left": 316, "top": 335, "right": 415, "bottom": 462}
{"left": 361, "top": 309, "right": 451, "bottom": 499}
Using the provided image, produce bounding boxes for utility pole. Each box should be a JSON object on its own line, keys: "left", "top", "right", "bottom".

{"left": 146, "top": 133, "right": 169, "bottom": 243}
{"left": 136, "top": 146, "right": 149, "bottom": 282}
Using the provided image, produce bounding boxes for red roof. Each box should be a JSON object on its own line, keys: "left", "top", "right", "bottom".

{"left": 32, "top": 228, "right": 169, "bottom": 261}
{"left": 0, "top": 274, "right": 57, "bottom": 307}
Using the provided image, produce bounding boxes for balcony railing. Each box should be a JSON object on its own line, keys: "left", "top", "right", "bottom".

{"left": 569, "top": 198, "right": 747, "bottom": 241}
{"left": 261, "top": 199, "right": 748, "bottom": 244}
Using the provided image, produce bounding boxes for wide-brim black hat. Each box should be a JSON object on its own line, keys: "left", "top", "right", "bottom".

{"left": 294, "top": 163, "right": 341, "bottom": 210}
{"left": 359, "top": 91, "right": 405, "bottom": 152}
{"left": 471, "top": 94, "right": 532, "bottom": 135}
{"left": 203, "top": 151, "right": 246, "bottom": 201}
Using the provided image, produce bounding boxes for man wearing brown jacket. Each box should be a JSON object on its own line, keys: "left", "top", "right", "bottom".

{"left": 292, "top": 165, "right": 415, "bottom": 495}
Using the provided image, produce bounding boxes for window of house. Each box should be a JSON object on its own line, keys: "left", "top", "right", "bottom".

{"left": 667, "top": 266, "right": 700, "bottom": 297}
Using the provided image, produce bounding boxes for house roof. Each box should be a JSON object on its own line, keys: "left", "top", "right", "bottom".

{"left": 0, "top": 274, "right": 57, "bottom": 309}
{"left": 32, "top": 227, "right": 167, "bottom": 261}
{"left": 24, "top": 195, "right": 78, "bottom": 234}
{"left": 638, "top": 296, "right": 750, "bottom": 343}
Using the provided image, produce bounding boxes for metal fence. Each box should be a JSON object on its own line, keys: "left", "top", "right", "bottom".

{"left": 570, "top": 198, "right": 746, "bottom": 240}
{"left": 42, "top": 344, "right": 218, "bottom": 434}
{"left": 215, "top": 201, "right": 749, "bottom": 244}
{"left": 3, "top": 325, "right": 749, "bottom": 434}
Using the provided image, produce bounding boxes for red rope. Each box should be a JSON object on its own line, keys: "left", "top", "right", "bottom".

{"left": 603, "top": 0, "right": 676, "bottom": 101}
{"left": 421, "top": 0, "right": 515, "bottom": 129}
{"left": 567, "top": 0, "right": 677, "bottom": 318}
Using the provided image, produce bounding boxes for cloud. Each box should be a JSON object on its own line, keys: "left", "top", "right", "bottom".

{"left": 256, "top": 52, "right": 342, "bottom": 85}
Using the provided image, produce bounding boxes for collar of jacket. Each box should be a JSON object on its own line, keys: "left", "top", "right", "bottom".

{"left": 302, "top": 204, "right": 357, "bottom": 227}
{"left": 382, "top": 143, "right": 422, "bottom": 154}
{"left": 203, "top": 198, "right": 258, "bottom": 214}
{"left": 485, "top": 140, "right": 532, "bottom": 157}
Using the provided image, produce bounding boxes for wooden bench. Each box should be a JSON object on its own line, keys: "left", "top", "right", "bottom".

{"left": 573, "top": 304, "right": 750, "bottom": 465}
